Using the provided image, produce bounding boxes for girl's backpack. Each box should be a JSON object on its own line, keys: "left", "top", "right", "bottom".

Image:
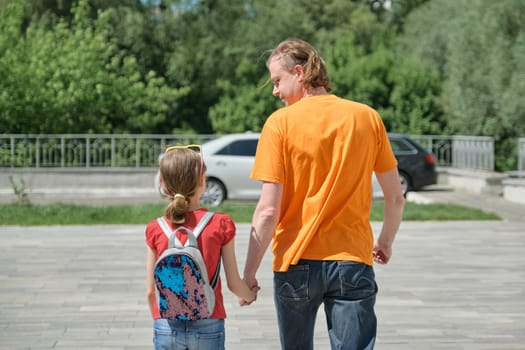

{"left": 154, "top": 211, "right": 220, "bottom": 320}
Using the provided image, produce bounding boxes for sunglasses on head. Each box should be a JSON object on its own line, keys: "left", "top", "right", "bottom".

{"left": 164, "top": 144, "right": 205, "bottom": 176}
{"left": 165, "top": 144, "right": 201, "bottom": 153}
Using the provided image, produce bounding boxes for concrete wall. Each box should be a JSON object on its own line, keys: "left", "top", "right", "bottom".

{"left": 2, "top": 167, "right": 524, "bottom": 205}
{"left": 438, "top": 168, "right": 525, "bottom": 205}
{"left": 1, "top": 168, "right": 161, "bottom": 204}
{"left": 502, "top": 178, "right": 525, "bottom": 205}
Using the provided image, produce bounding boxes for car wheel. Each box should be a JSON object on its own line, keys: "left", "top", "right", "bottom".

{"left": 201, "top": 178, "right": 226, "bottom": 206}
{"left": 399, "top": 171, "right": 410, "bottom": 196}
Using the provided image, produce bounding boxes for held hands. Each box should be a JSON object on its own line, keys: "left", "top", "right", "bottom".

{"left": 247, "top": 285, "right": 261, "bottom": 304}
{"left": 238, "top": 276, "right": 260, "bottom": 306}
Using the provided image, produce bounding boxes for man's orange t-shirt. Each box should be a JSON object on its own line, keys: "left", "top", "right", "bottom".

{"left": 250, "top": 94, "right": 397, "bottom": 271}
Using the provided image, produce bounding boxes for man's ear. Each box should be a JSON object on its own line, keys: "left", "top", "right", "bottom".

{"left": 294, "top": 64, "right": 304, "bottom": 77}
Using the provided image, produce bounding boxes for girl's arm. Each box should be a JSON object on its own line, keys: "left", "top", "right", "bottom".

{"left": 145, "top": 246, "right": 157, "bottom": 316}
{"left": 221, "top": 239, "right": 259, "bottom": 303}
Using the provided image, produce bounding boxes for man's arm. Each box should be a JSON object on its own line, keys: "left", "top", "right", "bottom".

{"left": 243, "top": 181, "right": 283, "bottom": 288}
{"left": 374, "top": 168, "right": 405, "bottom": 264}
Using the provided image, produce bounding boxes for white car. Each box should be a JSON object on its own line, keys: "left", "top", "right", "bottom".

{"left": 200, "top": 133, "right": 384, "bottom": 206}
{"left": 201, "top": 133, "right": 262, "bottom": 206}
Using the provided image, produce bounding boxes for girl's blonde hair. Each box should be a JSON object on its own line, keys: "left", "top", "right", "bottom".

{"left": 158, "top": 148, "right": 204, "bottom": 224}
{"left": 267, "top": 38, "right": 332, "bottom": 92}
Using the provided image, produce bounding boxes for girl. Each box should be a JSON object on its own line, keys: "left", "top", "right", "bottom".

{"left": 145, "top": 144, "right": 258, "bottom": 350}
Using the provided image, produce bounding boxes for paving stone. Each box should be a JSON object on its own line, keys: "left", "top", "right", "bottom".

{"left": 1, "top": 196, "right": 525, "bottom": 349}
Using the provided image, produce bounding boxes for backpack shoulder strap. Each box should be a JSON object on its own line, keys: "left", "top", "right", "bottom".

{"left": 194, "top": 211, "right": 221, "bottom": 288}
{"left": 157, "top": 216, "right": 184, "bottom": 247}
{"left": 157, "top": 211, "right": 214, "bottom": 236}
{"left": 192, "top": 211, "right": 221, "bottom": 288}
{"left": 209, "top": 259, "right": 221, "bottom": 289}
{"left": 192, "top": 211, "right": 214, "bottom": 238}
{"left": 157, "top": 216, "right": 171, "bottom": 238}
{"left": 156, "top": 211, "right": 214, "bottom": 247}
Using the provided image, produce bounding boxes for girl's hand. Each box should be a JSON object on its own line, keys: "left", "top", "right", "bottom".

{"left": 239, "top": 285, "right": 260, "bottom": 306}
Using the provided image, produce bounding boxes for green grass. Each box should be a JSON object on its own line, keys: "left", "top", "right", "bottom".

{"left": 370, "top": 201, "right": 500, "bottom": 221}
{"left": 0, "top": 200, "right": 499, "bottom": 226}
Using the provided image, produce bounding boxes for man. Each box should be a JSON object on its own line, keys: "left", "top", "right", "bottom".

{"left": 242, "top": 38, "right": 405, "bottom": 350}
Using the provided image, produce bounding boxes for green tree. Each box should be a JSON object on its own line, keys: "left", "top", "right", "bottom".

{"left": 20, "top": 1, "right": 173, "bottom": 78}
{"left": 323, "top": 7, "right": 443, "bottom": 136}
{"left": 0, "top": 0, "right": 187, "bottom": 134}
{"left": 2, "top": 0, "right": 438, "bottom": 136}
{"left": 382, "top": 57, "right": 443, "bottom": 134}
{"left": 209, "top": 58, "right": 280, "bottom": 133}
{"left": 206, "top": 0, "right": 320, "bottom": 132}
{"left": 209, "top": 0, "right": 442, "bottom": 135}
{"left": 387, "top": 0, "right": 431, "bottom": 31}
{"left": 163, "top": 0, "right": 316, "bottom": 133}
{"left": 327, "top": 35, "right": 391, "bottom": 109}
{"left": 400, "top": 0, "right": 525, "bottom": 170}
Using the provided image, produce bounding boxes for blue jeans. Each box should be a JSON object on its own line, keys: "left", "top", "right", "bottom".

{"left": 274, "top": 260, "right": 377, "bottom": 350}
{"left": 152, "top": 318, "right": 224, "bottom": 350}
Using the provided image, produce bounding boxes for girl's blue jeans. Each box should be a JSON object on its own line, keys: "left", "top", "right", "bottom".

{"left": 274, "top": 259, "right": 378, "bottom": 350}
{"left": 152, "top": 318, "right": 224, "bottom": 350}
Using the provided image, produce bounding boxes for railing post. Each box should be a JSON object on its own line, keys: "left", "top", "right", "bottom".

{"left": 136, "top": 138, "right": 140, "bottom": 167}
{"left": 426, "top": 136, "right": 433, "bottom": 154}
{"left": 86, "top": 136, "right": 90, "bottom": 168}
{"left": 10, "top": 136, "right": 14, "bottom": 168}
{"left": 61, "top": 136, "right": 65, "bottom": 168}
{"left": 111, "top": 136, "right": 115, "bottom": 168}
{"left": 36, "top": 136, "right": 40, "bottom": 168}
{"left": 519, "top": 138, "right": 525, "bottom": 172}
{"left": 488, "top": 138, "right": 494, "bottom": 171}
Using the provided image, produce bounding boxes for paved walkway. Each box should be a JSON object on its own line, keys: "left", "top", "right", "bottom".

{"left": 407, "top": 185, "right": 525, "bottom": 223}
{"left": 1, "top": 188, "right": 524, "bottom": 349}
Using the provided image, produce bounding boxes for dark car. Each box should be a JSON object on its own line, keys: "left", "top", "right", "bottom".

{"left": 387, "top": 133, "right": 438, "bottom": 194}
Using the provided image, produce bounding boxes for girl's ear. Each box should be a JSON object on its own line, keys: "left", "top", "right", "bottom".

{"left": 200, "top": 172, "right": 207, "bottom": 188}
{"left": 157, "top": 172, "right": 168, "bottom": 197}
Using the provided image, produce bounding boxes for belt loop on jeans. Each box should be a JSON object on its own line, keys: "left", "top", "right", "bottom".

{"left": 321, "top": 260, "right": 327, "bottom": 289}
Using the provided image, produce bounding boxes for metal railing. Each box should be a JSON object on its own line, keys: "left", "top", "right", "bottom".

{"left": 0, "top": 134, "right": 215, "bottom": 168}
{"left": 0, "top": 133, "right": 502, "bottom": 171}
{"left": 451, "top": 136, "right": 494, "bottom": 171}
{"left": 409, "top": 135, "right": 494, "bottom": 171}
{"left": 409, "top": 135, "right": 453, "bottom": 167}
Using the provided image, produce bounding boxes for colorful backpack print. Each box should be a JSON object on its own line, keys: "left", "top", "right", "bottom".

{"left": 154, "top": 211, "right": 220, "bottom": 320}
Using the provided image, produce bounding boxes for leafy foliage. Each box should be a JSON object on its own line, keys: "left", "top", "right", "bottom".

{"left": 382, "top": 57, "right": 443, "bottom": 134}
{"left": 325, "top": 29, "right": 443, "bottom": 135}
{"left": 0, "top": 0, "right": 523, "bottom": 171}
{"left": 209, "top": 59, "right": 280, "bottom": 133}
{"left": 399, "top": 0, "right": 525, "bottom": 170}
{"left": 0, "top": 0, "right": 187, "bottom": 134}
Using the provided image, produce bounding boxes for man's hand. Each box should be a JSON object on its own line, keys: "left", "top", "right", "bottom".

{"left": 373, "top": 239, "right": 392, "bottom": 264}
